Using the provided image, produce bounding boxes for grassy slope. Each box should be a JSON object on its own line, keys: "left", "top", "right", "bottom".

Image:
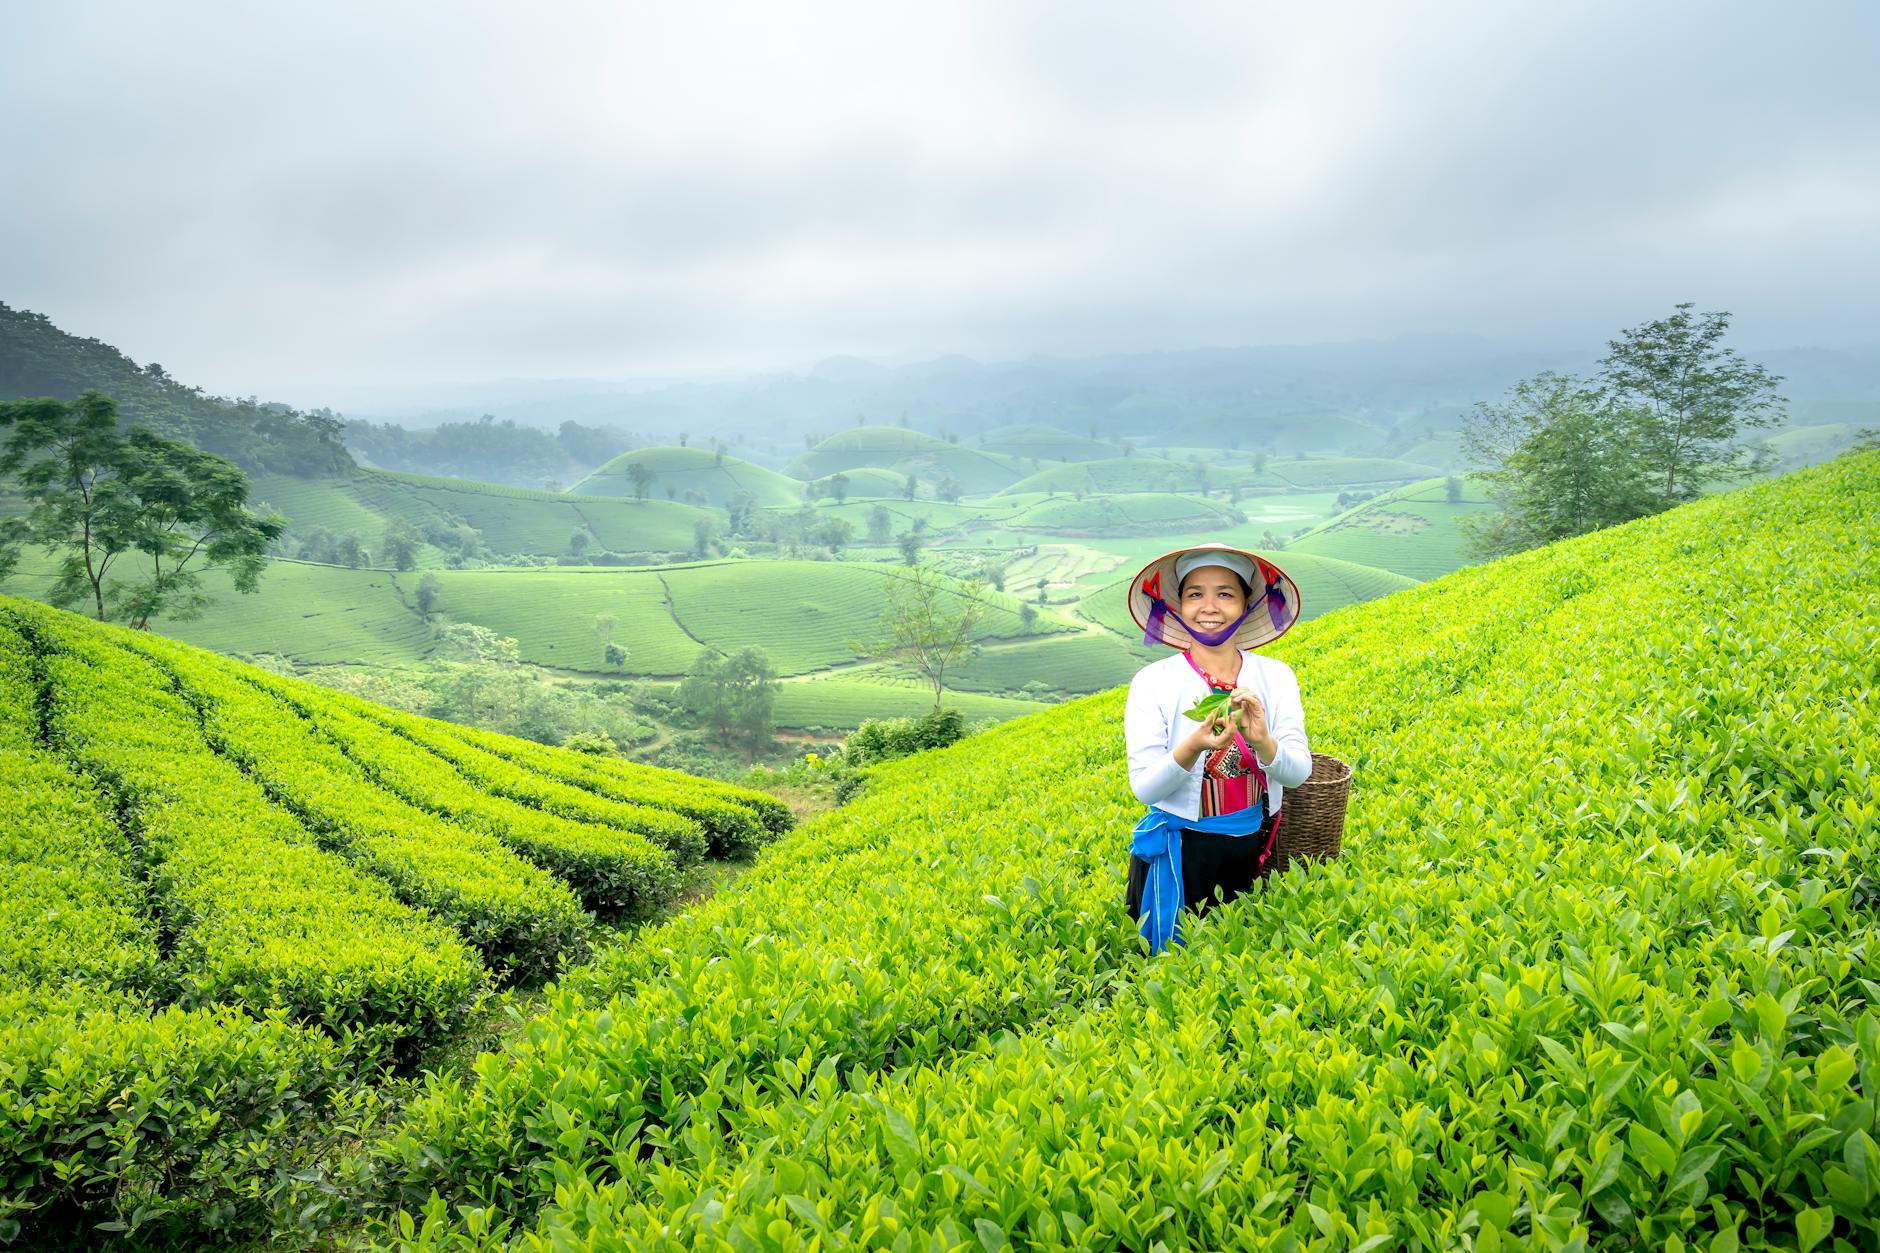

{"left": 1285, "top": 473, "right": 1500, "bottom": 579}
{"left": 569, "top": 446, "right": 804, "bottom": 508}
{"left": 976, "top": 423, "right": 1119, "bottom": 462}
{"left": 790, "top": 426, "right": 1030, "bottom": 493}
{"left": 999, "top": 455, "right": 1278, "bottom": 495}
{"left": 378, "top": 448, "right": 1880, "bottom": 1249}
{"left": 1007, "top": 490, "right": 1244, "bottom": 533}
{"left": 252, "top": 467, "right": 715, "bottom": 560}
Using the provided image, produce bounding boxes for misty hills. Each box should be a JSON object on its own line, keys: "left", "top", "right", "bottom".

{"left": 308, "top": 332, "right": 1880, "bottom": 473}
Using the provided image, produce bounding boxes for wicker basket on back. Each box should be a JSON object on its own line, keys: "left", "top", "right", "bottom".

{"left": 1270, "top": 751, "right": 1352, "bottom": 874}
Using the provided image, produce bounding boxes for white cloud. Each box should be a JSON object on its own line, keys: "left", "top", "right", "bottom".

{"left": 1, "top": 0, "right": 1875, "bottom": 398}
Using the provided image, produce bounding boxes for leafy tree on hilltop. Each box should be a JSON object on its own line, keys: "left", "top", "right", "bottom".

{"left": 0, "top": 391, "right": 286, "bottom": 626}
{"left": 853, "top": 565, "right": 989, "bottom": 713}
{"left": 1598, "top": 302, "right": 1785, "bottom": 508}
{"left": 1459, "top": 372, "right": 1658, "bottom": 560}
{"left": 1460, "top": 304, "right": 1785, "bottom": 561}
{"left": 626, "top": 462, "right": 655, "bottom": 500}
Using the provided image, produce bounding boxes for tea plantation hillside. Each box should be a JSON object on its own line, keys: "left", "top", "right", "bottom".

{"left": 377, "top": 451, "right": 1879, "bottom": 1251}
{"left": 250, "top": 467, "right": 716, "bottom": 562}
{"left": 0, "top": 599, "right": 790, "bottom": 1245}
{"left": 790, "top": 426, "right": 1030, "bottom": 493}
{"left": 1285, "top": 474, "right": 1500, "bottom": 580}
{"left": 569, "top": 446, "right": 804, "bottom": 508}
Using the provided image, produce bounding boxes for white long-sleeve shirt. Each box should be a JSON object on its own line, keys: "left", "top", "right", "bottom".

{"left": 1123, "top": 649, "right": 1313, "bottom": 822}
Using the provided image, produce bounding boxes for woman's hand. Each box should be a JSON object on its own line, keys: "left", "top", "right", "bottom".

{"left": 1231, "top": 687, "right": 1270, "bottom": 745}
{"left": 1181, "top": 711, "right": 1239, "bottom": 759}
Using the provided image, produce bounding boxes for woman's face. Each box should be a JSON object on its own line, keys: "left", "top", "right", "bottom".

{"left": 1180, "top": 565, "right": 1248, "bottom": 633}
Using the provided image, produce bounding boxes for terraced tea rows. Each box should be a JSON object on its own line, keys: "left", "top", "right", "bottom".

{"left": 380, "top": 450, "right": 1880, "bottom": 1251}
{"left": 0, "top": 596, "right": 789, "bottom": 1244}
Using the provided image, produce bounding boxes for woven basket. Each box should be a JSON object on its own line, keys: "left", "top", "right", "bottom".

{"left": 1270, "top": 752, "right": 1352, "bottom": 874}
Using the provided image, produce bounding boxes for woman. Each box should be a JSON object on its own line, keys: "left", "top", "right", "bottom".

{"left": 1122, "top": 543, "right": 1311, "bottom": 954}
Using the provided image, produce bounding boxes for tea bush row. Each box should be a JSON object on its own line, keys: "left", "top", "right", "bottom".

{"left": 11, "top": 600, "right": 486, "bottom": 1054}
{"left": 239, "top": 669, "right": 683, "bottom": 915}
{"left": 115, "top": 631, "right": 593, "bottom": 979}
{"left": 448, "top": 722, "right": 792, "bottom": 859}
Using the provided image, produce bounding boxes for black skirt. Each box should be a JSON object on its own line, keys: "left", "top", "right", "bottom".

{"left": 1125, "top": 816, "right": 1276, "bottom": 922}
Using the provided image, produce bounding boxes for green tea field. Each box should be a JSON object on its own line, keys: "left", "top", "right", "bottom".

{"left": 4, "top": 450, "right": 1877, "bottom": 1248}
{"left": 570, "top": 447, "right": 804, "bottom": 508}
{"left": 0, "top": 594, "right": 790, "bottom": 1245}
{"left": 1285, "top": 475, "right": 1501, "bottom": 580}
{"left": 252, "top": 467, "right": 716, "bottom": 563}
{"left": 363, "top": 448, "right": 1880, "bottom": 1250}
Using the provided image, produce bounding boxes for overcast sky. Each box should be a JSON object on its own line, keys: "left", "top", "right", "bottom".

{"left": 3, "top": 0, "right": 1876, "bottom": 403}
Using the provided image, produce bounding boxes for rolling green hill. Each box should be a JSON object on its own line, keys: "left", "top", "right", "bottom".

{"left": 790, "top": 425, "right": 1030, "bottom": 493}
{"left": 0, "top": 594, "right": 788, "bottom": 1244}
{"left": 569, "top": 446, "right": 804, "bottom": 507}
{"left": 1169, "top": 408, "right": 1386, "bottom": 453}
{"left": 1262, "top": 454, "right": 1447, "bottom": 487}
{"left": 1008, "top": 490, "right": 1244, "bottom": 534}
{"left": 8, "top": 551, "right": 1073, "bottom": 677}
{"left": 976, "top": 423, "right": 1118, "bottom": 461}
{"left": 371, "top": 449, "right": 1880, "bottom": 1250}
{"left": 1763, "top": 421, "right": 1875, "bottom": 470}
{"left": 1285, "top": 473, "right": 1498, "bottom": 580}
{"left": 252, "top": 467, "right": 716, "bottom": 561}
{"left": 1000, "top": 455, "right": 1277, "bottom": 496}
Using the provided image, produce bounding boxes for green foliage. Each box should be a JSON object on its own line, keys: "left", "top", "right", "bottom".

{"left": 677, "top": 646, "right": 777, "bottom": 753}
{"left": 0, "top": 392, "right": 285, "bottom": 626}
{"left": 1600, "top": 302, "right": 1787, "bottom": 506}
{"left": 0, "top": 989, "right": 343, "bottom": 1248}
{"left": 842, "top": 707, "right": 968, "bottom": 766}
{"left": 1461, "top": 371, "right": 1665, "bottom": 560}
{"left": 377, "top": 451, "right": 1880, "bottom": 1250}
{"left": 340, "top": 413, "right": 646, "bottom": 491}
{"left": 1463, "top": 304, "right": 1787, "bottom": 561}
{"left": 121, "top": 631, "right": 592, "bottom": 979}
{"left": 8, "top": 601, "right": 487, "bottom": 1057}
{"left": 854, "top": 564, "right": 989, "bottom": 712}
{"left": 0, "top": 590, "right": 792, "bottom": 1243}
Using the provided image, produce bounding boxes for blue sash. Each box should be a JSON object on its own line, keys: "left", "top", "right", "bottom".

{"left": 1130, "top": 801, "right": 1265, "bottom": 955}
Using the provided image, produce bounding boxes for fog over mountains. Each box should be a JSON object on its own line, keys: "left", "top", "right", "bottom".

{"left": 306, "top": 332, "right": 1880, "bottom": 458}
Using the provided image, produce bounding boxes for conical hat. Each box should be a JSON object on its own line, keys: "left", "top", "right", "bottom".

{"left": 1126, "top": 542, "right": 1302, "bottom": 651}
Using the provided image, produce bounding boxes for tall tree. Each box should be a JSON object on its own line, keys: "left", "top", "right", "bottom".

{"left": 626, "top": 461, "right": 655, "bottom": 500}
{"left": 382, "top": 517, "right": 422, "bottom": 570}
{"left": 1597, "top": 303, "right": 1785, "bottom": 508}
{"left": 853, "top": 566, "right": 989, "bottom": 712}
{"left": 677, "top": 646, "right": 776, "bottom": 752}
{"left": 0, "top": 391, "right": 285, "bottom": 625}
{"left": 1458, "top": 371, "right": 1657, "bottom": 560}
{"left": 114, "top": 424, "right": 287, "bottom": 628}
